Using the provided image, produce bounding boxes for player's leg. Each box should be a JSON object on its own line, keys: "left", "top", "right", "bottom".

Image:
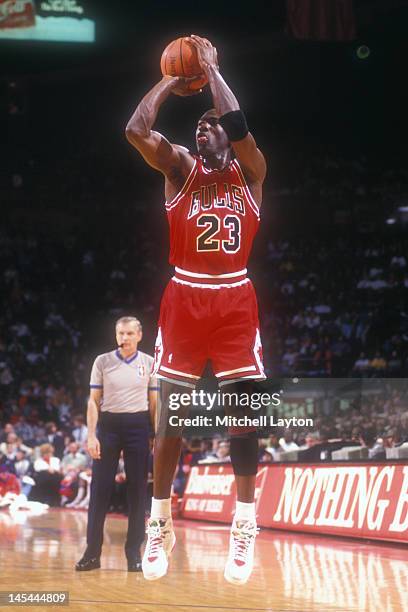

{"left": 152, "top": 380, "right": 187, "bottom": 499}
{"left": 142, "top": 379, "right": 191, "bottom": 580}
{"left": 145, "top": 278, "right": 207, "bottom": 579}
{"left": 209, "top": 280, "right": 265, "bottom": 583}
{"left": 222, "top": 380, "right": 259, "bottom": 584}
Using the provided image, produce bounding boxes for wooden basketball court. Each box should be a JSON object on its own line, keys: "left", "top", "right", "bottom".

{"left": 0, "top": 508, "right": 406, "bottom": 611}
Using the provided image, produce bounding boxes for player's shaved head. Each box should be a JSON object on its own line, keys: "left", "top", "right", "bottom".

{"left": 199, "top": 108, "right": 220, "bottom": 122}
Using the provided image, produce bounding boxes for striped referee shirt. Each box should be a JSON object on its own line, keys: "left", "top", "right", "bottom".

{"left": 90, "top": 349, "right": 158, "bottom": 413}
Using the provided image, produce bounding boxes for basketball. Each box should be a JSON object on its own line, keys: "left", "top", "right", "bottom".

{"left": 160, "top": 37, "right": 208, "bottom": 91}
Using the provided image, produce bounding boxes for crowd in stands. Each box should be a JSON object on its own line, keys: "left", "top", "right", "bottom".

{"left": 260, "top": 234, "right": 408, "bottom": 377}
{"left": 0, "top": 416, "right": 155, "bottom": 512}
{"left": 1, "top": 382, "right": 408, "bottom": 504}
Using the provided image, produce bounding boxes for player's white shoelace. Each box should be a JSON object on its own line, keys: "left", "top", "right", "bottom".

{"left": 224, "top": 520, "right": 258, "bottom": 585}
{"left": 142, "top": 518, "right": 175, "bottom": 580}
{"left": 146, "top": 522, "right": 163, "bottom": 561}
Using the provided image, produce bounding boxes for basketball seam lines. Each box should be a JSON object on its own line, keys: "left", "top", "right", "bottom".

{"left": 165, "top": 48, "right": 168, "bottom": 76}
{"left": 179, "top": 38, "right": 185, "bottom": 78}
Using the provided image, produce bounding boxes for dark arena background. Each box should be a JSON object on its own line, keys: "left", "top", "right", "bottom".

{"left": 1, "top": 1, "right": 408, "bottom": 611}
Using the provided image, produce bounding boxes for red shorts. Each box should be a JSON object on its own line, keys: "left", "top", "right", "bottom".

{"left": 153, "top": 270, "right": 265, "bottom": 387}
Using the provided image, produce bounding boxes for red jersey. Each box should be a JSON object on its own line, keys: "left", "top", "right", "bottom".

{"left": 165, "top": 156, "right": 260, "bottom": 275}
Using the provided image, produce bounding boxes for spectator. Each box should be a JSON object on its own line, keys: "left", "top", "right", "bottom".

{"left": 13, "top": 416, "right": 34, "bottom": 443}
{"left": 61, "top": 441, "right": 88, "bottom": 472}
{"left": 265, "top": 434, "right": 283, "bottom": 461}
{"left": 14, "top": 449, "right": 35, "bottom": 497}
{"left": 0, "top": 433, "right": 33, "bottom": 459}
{"left": 299, "top": 432, "right": 321, "bottom": 450}
{"left": 279, "top": 431, "right": 299, "bottom": 452}
{"left": 31, "top": 443, "right": 62, "bottom": 506}
{"left": 72, "top": 415, "right": 88, "bottom": 448}
{"left": 210, "top": 440, "right": 231, "bottom": 463}
{"left": 259, "top": 449, "right": 273, "bottom": 463}
{"left": 353, "top": 352, "right": 370, "bottom": 374}
{"left": 0, "top": 423, "right": 15, "bottom": 443}
{"left": 44, "top": 422, "right": 65, "bottom": 459}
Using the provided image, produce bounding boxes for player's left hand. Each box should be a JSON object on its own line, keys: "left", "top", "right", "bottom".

{"left": 187, "top": 35, "right": 219, "bottom": 73}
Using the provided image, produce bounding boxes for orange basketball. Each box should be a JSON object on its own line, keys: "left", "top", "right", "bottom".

{"left": 160, "top": 37, "right": 208, "bottom": 91}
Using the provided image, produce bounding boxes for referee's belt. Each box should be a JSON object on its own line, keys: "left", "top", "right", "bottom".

{"left": 172, "top": 267, "right": 248, "bottom": 287}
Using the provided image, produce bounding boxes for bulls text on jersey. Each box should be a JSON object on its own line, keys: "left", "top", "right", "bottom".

{"left": 187, "top": 182, "right": 245, "bottom": 219}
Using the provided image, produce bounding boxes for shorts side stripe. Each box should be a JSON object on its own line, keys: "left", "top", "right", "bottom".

{"left": 156, "top": 374, "right": 196, "bottom": 389}
{"left": 160, "top": 365, "right": 201, "bottom": 379}
{"left": 218, "top": 375, "right": 267, "bottom": 386}
{"left": 215, "top": 365, "right": 257, "bottom": 378}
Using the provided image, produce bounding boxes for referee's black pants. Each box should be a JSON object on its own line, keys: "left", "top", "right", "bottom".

{"left": 86, "top": 411, "right": 149, "bottom": 560}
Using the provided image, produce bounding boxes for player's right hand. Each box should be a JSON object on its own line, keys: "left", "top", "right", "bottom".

{"left": 87, "top": 436, "right": 101, "bottom": 460}
{"left": 165, "top": 75, "right": 203, "bottom": 97}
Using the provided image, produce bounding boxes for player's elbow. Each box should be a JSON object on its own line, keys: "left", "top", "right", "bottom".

{"left": 125, "top": 121, "right": 149, "bottom": 143}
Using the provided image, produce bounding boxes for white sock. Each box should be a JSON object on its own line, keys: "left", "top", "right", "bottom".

{"left": 234, "top": 501, "right": 256, "bottom": 522}
{"left": 151, "top": 497, "right": 172, "bottom": 520}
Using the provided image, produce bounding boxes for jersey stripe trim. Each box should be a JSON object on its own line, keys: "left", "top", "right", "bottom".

{"left": 165, "top": 158, "right": 198, "bottom": 211}
{"left": 175, "top": 266, "right": 247, "bottom": 279}
{"left": 232, "top": 159, "right": 261, "bottom": 218}
{"left": 215, "top": 365, "right": 257, "bottom": 378}
{"left": 172, "top": 277, "right": 250, "bottom": 290}
{"left": 160, "top": 365, "right": 200, "bottom": 379}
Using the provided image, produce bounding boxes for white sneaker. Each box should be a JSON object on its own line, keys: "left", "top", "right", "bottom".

{"left": 142, "top": 517, "right": 176, "bottom": 581}
{"left": 224, "top": 519, "right": 258, "bottom": 585}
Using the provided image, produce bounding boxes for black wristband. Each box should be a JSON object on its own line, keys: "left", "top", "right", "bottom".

{"left": 219, "top": 110, "right": 249, "bottom": 142}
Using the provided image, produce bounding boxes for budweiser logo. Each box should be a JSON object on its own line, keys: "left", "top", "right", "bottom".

{"left": 185, "top": 466, "right": 235, "bottom": 496}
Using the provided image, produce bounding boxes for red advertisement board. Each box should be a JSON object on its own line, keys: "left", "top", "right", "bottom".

{"left": 0, "top": 1, "right": 35, "bottom": 29}
{"left": 181, "top": 463, "right": 408, "bottom": 543}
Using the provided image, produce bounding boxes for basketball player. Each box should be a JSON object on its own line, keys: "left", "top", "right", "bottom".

{"left": 126, "top": 35, "right": 266, "bottom": 584}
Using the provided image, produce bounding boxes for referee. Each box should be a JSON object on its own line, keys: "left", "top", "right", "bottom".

{"left": 76, "top": 316, "right": 157, "bottom": 572}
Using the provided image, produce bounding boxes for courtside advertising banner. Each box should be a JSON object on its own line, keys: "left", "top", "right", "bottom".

{"left": 182, "top": 463, "right": 408, "bottom": 543}
{"left": 0, "top": 0, "right": 95, "bottom": 42}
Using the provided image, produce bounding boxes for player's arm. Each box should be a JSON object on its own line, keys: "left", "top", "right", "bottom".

{"left": 125, "top": 76, "right": 196, "bottom": 178}
{"left": 86, "top": 388, "right": 102, "bottom": 459}
{"left": 189, "top": 35, "right": 266, "bottom": 185}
